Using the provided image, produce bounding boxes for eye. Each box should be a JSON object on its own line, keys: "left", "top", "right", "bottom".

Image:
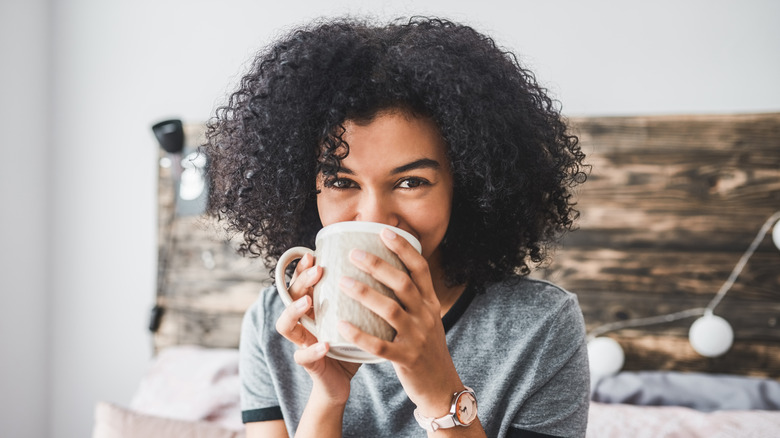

{"left": 324, "top": 177, "right": 358, "bottom": 190}
{"left": 396, "top": 177, "right": 430, "bottom": 189}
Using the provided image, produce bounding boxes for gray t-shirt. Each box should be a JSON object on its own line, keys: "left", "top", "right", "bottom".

{"left": 240, "top": 276, "right": 590, "bottom": 437}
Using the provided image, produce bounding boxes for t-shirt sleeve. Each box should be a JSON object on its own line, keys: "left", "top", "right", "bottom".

{"left": 510, "top": 294, "right": 590, "bottom": 438}
{"left": 239, "top": 288, "right": 284, "bottom": 423}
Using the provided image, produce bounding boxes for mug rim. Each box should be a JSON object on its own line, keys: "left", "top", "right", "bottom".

{"left": 316, "top": 221, "right": 422, "bottom": 253}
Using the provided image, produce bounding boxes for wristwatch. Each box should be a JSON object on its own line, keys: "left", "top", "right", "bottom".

{"left": 413, "top": 387, "right": 478, "bottom": 432}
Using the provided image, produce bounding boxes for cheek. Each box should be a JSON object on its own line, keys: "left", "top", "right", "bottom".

{"left": 316, "top": 192, "right": 343, "bottom": 227}
{"left": 407, "top": 200, "right": 452, "bottom": 258}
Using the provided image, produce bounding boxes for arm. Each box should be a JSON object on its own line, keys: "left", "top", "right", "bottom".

{"left": 243, "top": 343, "right": 352, "bottom": 438}
{"left": 246, "top": 420, "right": 288, "bottom": 438}
{"left": 273, "top": 253, "right": 361, "bottom": 437}
{"left": 337, "top": 228, "right": 487, "bottom": 437}
{"left": 294, "top": 381, "right": 348, "bottom": 437}
{"left": 240, "top": 293, "right": 291, "bottom": 438}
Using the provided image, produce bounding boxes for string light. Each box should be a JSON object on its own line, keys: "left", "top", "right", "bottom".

{"left": 689, "top": 314, "right": 733, "bottom": 357}
{"left": 588, "top": 211, "right": 780, "bottom": 378}
{"left": 587, "top": 337, "right": 625, "bottom": 378}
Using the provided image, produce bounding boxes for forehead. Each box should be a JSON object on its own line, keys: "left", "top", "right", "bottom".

{"left": 337, "top": 111, "right": 448, "bottom": 168}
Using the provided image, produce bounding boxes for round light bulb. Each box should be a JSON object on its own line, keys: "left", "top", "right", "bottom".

{"left": 179, "top": 168, "right": 205, "bottom": 200}
{"left": 689, "top": 314, "right": 733, "bottom": 357}
{"left": 772, "top": 218, "right": 780, "bottom": 251}
{"left": 587, "top": 337, "right": 625, "bottom": 378}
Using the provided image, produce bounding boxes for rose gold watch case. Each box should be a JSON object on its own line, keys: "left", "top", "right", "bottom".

{"left": 452, "top": 387, "right": 478, "bottom": 426}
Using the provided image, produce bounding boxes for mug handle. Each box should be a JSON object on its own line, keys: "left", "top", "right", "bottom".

{"left": 274, "top": 247, "right": 318, "bottom": 335}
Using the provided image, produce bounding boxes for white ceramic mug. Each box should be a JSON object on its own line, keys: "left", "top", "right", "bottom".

{"left": 274, "top": 221, "right": 422, "bottom": 363}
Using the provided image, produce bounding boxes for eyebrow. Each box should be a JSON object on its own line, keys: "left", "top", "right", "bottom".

{"left": 391, "top": 158, "right": 441, "bottom": 174}
{"left": 321, "top": 158, "right": 441, "bottom": 175}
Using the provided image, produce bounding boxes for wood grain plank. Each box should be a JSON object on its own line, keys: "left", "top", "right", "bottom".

{"left": 604, "top": 333, "right": 780, "bottom": 378}
{"left": 572, "top": 290, "right": 780, "bottom": 340}
{"left": 538, "top": 249, "right": 780, "bottom": 300}
{"left": 545, "top": 113, "right": 780, "bottom": 377}
{"left": 568, "top": 114, "right": 780, "bottom": 252}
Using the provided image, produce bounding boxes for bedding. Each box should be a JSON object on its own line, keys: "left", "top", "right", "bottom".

{"left": 128, "top": 346, "right": 242, "bottom": 432}
{"left": 93, "top": 402, "right": 244, "bottom": 438}
{"left": 592, "top": 371, "right": 780, "bottom": 411}
{"left": 587, "top": 402, "right": 780, "bottom": 438}
{"left": 93, "top": 345, "right": 780, "bottom": 438}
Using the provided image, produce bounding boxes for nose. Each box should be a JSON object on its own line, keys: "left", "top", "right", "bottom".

{"left": 355, "top": 190, "right": 398, "bottom": 226}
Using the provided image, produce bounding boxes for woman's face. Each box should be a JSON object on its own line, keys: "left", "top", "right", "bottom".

{"left": 316, "top": 111, "right": 454, "bottom": 261}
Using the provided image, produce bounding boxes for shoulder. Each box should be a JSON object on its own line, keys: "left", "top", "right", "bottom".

{"left": 241, "top": 285, "right": 285, "bottom": 336}
{"left": 247, "top": 284, "right": 285, "bottom": 314}
{"left": 239, "top": 285, "right": 299, "bottom": 373}
{"left": 468, "top": 275, "right": 586, "bottom": 342}
{"left": 482, "top": 275, "right": 581, "bottom": 315}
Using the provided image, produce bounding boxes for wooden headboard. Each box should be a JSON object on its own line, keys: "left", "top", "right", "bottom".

{"left": 154, "top": 113, "right": 780, "bottom": 378}
{"left": 153, "top": 124, "right": 271, "bottom": 350}
{"left": 534, "top": 113, "right": 780, "bottom": 378}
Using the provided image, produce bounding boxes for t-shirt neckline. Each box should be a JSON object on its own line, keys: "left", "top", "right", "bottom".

{"left": 441, "top": 282, "right": 478, "bottom": 333}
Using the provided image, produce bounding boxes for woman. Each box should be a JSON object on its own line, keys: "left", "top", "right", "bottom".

{"left": 205, "top": 16, "right": 589, "bottom": 437}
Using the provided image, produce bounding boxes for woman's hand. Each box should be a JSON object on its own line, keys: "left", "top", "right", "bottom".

{"left": 337, "top": 228, "right": 465, "bottom": 417}
{"left": 275, "top": 252, "right": 361, "bottom": 405}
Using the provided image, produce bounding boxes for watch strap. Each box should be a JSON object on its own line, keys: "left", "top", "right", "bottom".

{"left": 414, "top": 408, "right": 456, "bottom": 432}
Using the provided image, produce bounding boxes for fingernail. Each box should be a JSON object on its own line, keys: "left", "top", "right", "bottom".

{"left": 315, "top": 342, "right": 327, "bottom": 354}
{"left": 351, "top": 249, "right": 366, "bottom": 261}
{"left": 382, "top": 228, "right": 397, "bottom": 239}
{"left": 339, "top": 276, "right": 355, "bottom": 289}
{"left": 307, "top": 267, "right": 317, "bottom": 278}
{"left": 295, "top": 296, "right": 309, "bottom": 310}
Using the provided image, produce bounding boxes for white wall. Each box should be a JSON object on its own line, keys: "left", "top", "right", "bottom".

{"left": 1, "top": 0, "right": 778, "bottom": 437}
{"left": 0, "top": 1, "right": 49, "bottom": 437}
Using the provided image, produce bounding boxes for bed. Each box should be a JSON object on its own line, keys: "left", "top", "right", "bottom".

{"left": 92, "top": 113, "right": 780, "bottom": 437}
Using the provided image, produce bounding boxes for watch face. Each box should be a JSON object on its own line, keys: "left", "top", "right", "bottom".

{"left": 455, "top": 391, "right": 478, "bottom": 425}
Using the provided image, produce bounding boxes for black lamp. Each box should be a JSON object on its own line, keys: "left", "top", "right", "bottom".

{"left": 152, "top": 119, "right": 185, "bottom": 154}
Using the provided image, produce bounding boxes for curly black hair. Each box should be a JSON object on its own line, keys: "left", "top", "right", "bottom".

{"left": 205, "top": 16, "right": 587, "bottom": 289}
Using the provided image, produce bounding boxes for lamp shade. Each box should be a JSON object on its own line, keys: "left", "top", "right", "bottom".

{"left": 152, "top": 119, "right": 185, "bottom": 154}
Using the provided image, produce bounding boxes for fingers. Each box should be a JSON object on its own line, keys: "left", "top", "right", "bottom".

{"left": 338, "top": 319, "right": 397, "bottom": 361}
{"left": 339, "top": 275, "right": 441, "bottom": 363}
{"left": 379, "top": 228, "right": 438, "bottom": 303}
{"left": 294, "top": 342, "right": 329, "bottom": 366}
{"left": 338, "top": 272, "right": 408, "bottom": 361}
{"left": 275, "top": 295, "right": 317, "bottom": 347}
{"left": 281, "top": 252, "right": 322, "bottom": 327}
{"left": 339, "top": 276, "right": 408, "bottom": 328}
{"left": 347, "top": 229, "right": 437, "bottom": 309}
{"left": 288, "top": 253, "right": 321, "bottom": 299}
